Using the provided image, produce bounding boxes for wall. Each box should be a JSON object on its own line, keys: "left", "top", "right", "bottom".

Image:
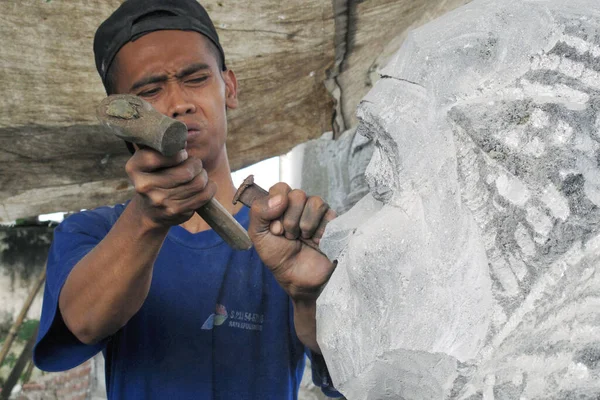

{"left": 0, "top": 225, "right": 49, "bottom": 349}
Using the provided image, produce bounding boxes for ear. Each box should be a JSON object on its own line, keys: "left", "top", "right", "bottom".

{"left": 222, "top": 69, "right": 238, "bottom": 110}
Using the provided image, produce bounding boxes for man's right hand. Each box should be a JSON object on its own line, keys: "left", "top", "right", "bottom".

{"left": 60, "top": 147, "right": 216, "bottom": 345}
{"left": 125, "top": 148, "right": 217, "bottom": 228}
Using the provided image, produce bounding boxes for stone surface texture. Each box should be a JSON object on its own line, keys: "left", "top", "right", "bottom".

{"left": 288, "top": 128, "right": 373, "bottom": 215}
{"left": 317, "top": 0, "right": 600, "bottom": 399}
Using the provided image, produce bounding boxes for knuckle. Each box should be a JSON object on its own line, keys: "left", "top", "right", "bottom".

{"left": 299, "top": 220, "right": 313, "bottom": 233}
{"left": 148, "top": 195, "right": 164, "bottom": 208}
{"left": 131, "top": 151, "right": 159, "bottom": 171}
{"left": 289, "top": 189, "right": 307, "bottom": 203}
{"left": 190, "top": 177, "right": 205, "bottom": 193}
{"left": 138, "top": 149, "right": 156, "bottom": 164}
{"left": 308, "top": 196, "right": 328, "bottom": 211}
{"left": 154, "top": 193, "right": 167, "bottom": 207}
{"left": 198, "top": 170, "right": 209, "bottom": 186}
{"left": 182, "top": 165, "right": 197, "bottom": 182}
{"left": 283, "top": 217, "right": 298, "bottom": 233}
{"left": 315, "top": 221, "right": 329, "bottom": 236}
{"left": 192, "top": 157, "right": 204, "bottom": 171}
{"left": 269, "top": 182, "right": 291, "bottom": 194}
{"left": 164, "top": 205, "right": 179, "bottom": 218}
{"left": 184, "top": 170, "right": 195, "bottom": 183}
{"left": 134, "top": 182, "right": 151, "bottom": 195}
{"left": 125, "top": 159, "right": 135, "bottom": 175}
{"left": 192, "top": 175, "right": 209, "bottom": 193}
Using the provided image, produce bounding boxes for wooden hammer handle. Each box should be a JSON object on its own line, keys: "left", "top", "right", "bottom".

{"left": 196, "top": 198, "right": 252, "bottom": 250}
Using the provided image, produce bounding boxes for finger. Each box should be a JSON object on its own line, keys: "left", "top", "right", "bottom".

{"left": 268, "top": 182, "right": 293, "bottom": 200}
{"left": 132, "top": 158, "right": 204, "bottom": 196}
{"left": 142, "top": 174, "right": 214, "bottom": 209}
{"left": 282, "top": 189, "right": 307, "bottom": 240}
{"left": 248, "top": 183, "right": 291, "bottom": 238}
{"left": 312, "top": 208, "right": 337, "bottom": 244}
{"left": 161, "top": 168, "right": 210, "bottom": 201}
{"left": 148, "top": 158, "right": 205, "bottom": 191}
{"left": 299, "top": 196, "right": 330, "bottom": 239}
{"left": 174, "top": 180, "right": 218, "bottom": 212}
{"left": 127, "top": 147, "right": 188, "bottom": 174}
{"left": 270, "top": 220, "right": 284, "bottom": 236}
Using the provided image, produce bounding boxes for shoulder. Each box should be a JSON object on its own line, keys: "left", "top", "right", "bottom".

{"left": 56, "top": 203, "right": 127, "bottom": 235}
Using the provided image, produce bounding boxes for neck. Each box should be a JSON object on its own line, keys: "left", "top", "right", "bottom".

{"left": 179, "top": 150, "right": 244, "bottom": 234}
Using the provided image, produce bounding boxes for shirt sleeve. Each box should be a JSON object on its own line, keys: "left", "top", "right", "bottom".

{"left": 33, "top": 209, "right": 116, "bottom": 372}
{"left": 287, "top": 298, "right": 343, "bottom": 398}
{"left": 306, "top": 350, "right": 344, "bottom": 398}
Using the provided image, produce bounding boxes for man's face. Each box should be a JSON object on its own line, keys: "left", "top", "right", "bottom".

{"left": 112, "top": 30, "right": 238, "bottom": 171}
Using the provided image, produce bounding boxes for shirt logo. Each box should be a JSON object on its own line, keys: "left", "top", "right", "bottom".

{"left": 201, "top": 304, "right": 264, "bottom": 331}
{"left": 201, "top": 304, "right": 228, "bottom": 330}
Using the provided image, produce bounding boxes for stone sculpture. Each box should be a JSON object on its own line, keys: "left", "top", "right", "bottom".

{"left": 317, "top": 0, "right": 600, "bottom": 398}
{"left": 293, "top": 128, "right": 374, "bottom": 215}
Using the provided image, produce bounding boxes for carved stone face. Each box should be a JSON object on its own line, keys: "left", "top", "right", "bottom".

{"left": 317, "top": 77, "right": 493, "bottom": 398}
{"left": 317, "top": 0, "right": 600, "bottom": 398}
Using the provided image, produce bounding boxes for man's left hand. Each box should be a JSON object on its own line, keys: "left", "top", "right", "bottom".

{"left": 248, "top": 183, "right": 336, "bottom": 302}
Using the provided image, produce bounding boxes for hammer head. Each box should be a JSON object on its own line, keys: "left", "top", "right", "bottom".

{"left": 97, "top": 94, "right": 187, "bottom": 157}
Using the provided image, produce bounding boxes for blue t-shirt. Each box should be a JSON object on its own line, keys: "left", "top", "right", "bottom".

{"left": 33, "top": 204, "right": 339, "bottom": 399}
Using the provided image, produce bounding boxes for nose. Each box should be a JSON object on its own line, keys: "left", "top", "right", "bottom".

{"left": 166, "top": 85, "right": 196, "bottom": 119}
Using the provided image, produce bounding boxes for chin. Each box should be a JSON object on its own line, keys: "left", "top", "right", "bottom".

{"left": 185, "top": 146, "right": 207, "bottom": 159}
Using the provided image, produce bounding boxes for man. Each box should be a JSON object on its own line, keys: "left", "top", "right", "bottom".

{"left": 33, "top": 1, "right": 340, "bottom": 398}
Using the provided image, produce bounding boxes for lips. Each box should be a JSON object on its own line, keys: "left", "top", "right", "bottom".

{"left": 184, "top": 122, "right": 201, "bottom": 131}
{"left": 183, "top": 122, "right": 203, "bottom": 139}
{"left": 187, "top": 128, "right": 201, "bottom": 138}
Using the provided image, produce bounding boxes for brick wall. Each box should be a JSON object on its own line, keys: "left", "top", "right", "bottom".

{"left": 0, "top": 354, "right": 110, "bottom": 400}
{"left": 14, "top": 361, "right": 91, "bottom": 400}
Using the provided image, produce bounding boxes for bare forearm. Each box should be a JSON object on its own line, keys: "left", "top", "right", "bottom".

{"left": 293, "top": 299, "right": 321, "bottom": 354}
{"left": 59, "top": 196, "right": 169, "bottom": 344}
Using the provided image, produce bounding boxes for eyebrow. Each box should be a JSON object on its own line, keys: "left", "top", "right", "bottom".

{"left": 129, "top": 63, "right": 212, "bottom": 92}
{"left": 130, "top": 74, "right": 167, "bottom": 92}
{"left": 176, "top": 63, "right": 211, "bottom": 79}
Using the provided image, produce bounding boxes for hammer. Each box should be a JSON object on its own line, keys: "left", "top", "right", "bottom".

{"left": 96, "top": 94, "right": 252, "bottom": 251}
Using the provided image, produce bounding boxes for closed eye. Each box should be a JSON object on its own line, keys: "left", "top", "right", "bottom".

{"left": 138, "top": 87, "right": 161, "bottom": 97}
{"left": 186, "top": 76, "right": 209, "bottom": 84}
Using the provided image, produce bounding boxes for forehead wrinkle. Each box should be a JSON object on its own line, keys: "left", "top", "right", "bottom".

{"left": 176, "top": 63, "right": 211, "bottom": 79}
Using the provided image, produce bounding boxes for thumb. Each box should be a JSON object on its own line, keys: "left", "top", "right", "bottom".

{"left": 248, "top": 193, "right": 288, "bottom": 238}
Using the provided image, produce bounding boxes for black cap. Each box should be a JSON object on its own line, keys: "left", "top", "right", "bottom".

{"left": 94, "top": 0, "right": 226, "bottom": 92}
